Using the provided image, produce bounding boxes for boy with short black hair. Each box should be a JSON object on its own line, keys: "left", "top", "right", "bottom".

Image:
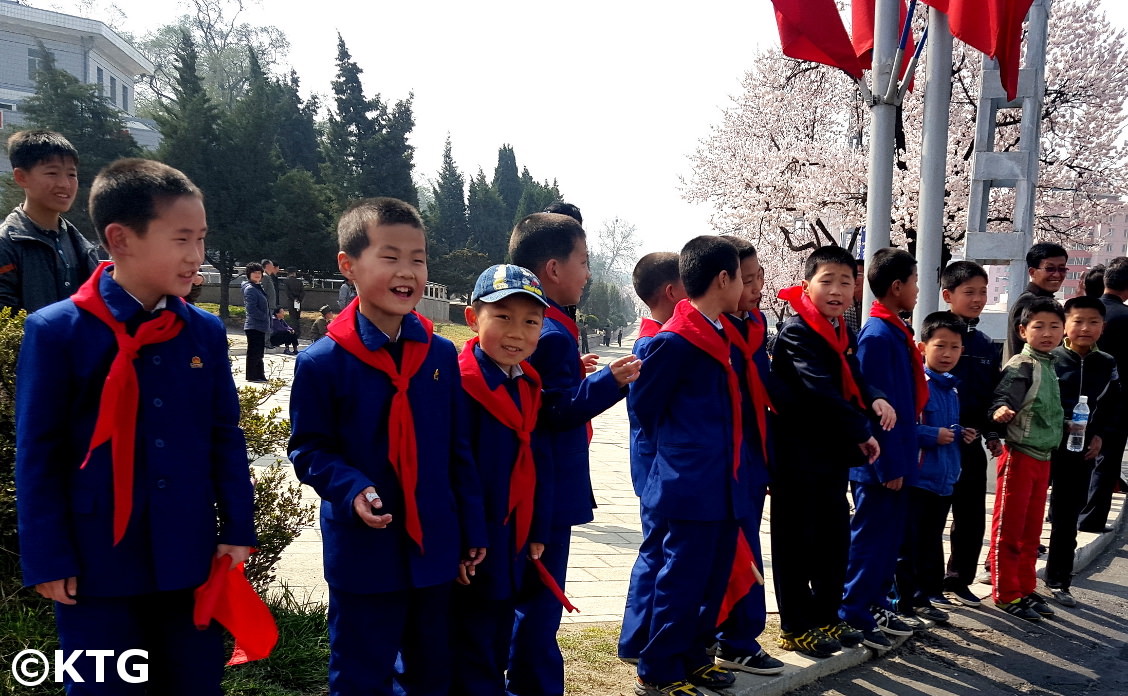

{"left": 619, "top": 251, "right": 686, "bottom": 664}
{"left": 1, "top": 129, "right": 99, "bottom": 312}
{"left": 16, "top": 158, "right": 257, "bottom": 693}
{"left": 631, "top": 235, "right": 748, "bottom": 695}
{"left": 893, "top": 311, "right": 968, "bottom": 623}
{"left": 507, "top": 212, "right": 640, "bottom": 696}
{"left": 989, "top": 297, "right": 1066, "bottom": 622}
{"left": 452, "top": 263, "right": 552, "bottom": 695}
{"left": 771, "top": 246, "right": 890, "bottom": 658}
{"left": 1007, "top": 242, "right": 1068, "bottom": 359}
{"left": 1045, "top": 296, "right": 1120, "bottom": 607}
{"left": 939, "top": 261, "right": 1002, "bottom": 607}
{"left": 840, "top": 247, "right": 922, "bottom": 648}
{"left": 289, "top": 197, "right": 488, "bottom": 695}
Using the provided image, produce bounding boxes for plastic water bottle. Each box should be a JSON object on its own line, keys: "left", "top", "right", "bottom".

{"left": 1067, "top": 395, "right": 1090, "bottom": 453}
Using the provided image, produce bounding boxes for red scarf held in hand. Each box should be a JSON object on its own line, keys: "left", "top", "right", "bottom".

{"left": 717, "top": 529, "right": 763, "bottom": 627}
{"left": 194, "top": 554, "right": 278, "bottom": 665}
{"left": 777, "top": 285, "right": 865, "bottom": 412}
{"left": 722, "top": 313, "right": 775, "bottom": 464}
{"left": 328, "top": 303, "right": 433, "bottom": 551}
{"left": 868, "top": 301, "right": 928, "bottom": 417}
{"left": 637, "top": 317, "right": 662, "bottom": 340}
{"left": 458, "top": 338, "right": 542, "bottom": 552}
{"left": 72, "top": 262, "right": 185, "bottom": 546}
{"left": 662, "top": 299, "right": 743, "bottom": 480}
{"left": 533, "top": 557, "right": 579, "bottom": 613}
{"left": 544, "top": 304, "right": 594, "bottom": 443}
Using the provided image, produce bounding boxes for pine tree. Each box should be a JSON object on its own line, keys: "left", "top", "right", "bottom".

{"left": 267, "top": 169, "right": 336, "bottom": 274}
{"left": 513, "top": 174, "right": 563, "bottom": 223}
{"left": 467, "top": 169, "right": 510, "bottom": 263}
{"left": 492, "top": 144, "right": 522, "bottom": 225}
{"left": 273, "top": 70, "right": 321, "bottom": 174}
{"left": 427, "top": 135, "right": 467, "bottom": 254}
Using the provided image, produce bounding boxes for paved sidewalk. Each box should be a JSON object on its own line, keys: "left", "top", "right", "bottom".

{"left": 233, "top": 324, "right": 1128, "bottom": 693}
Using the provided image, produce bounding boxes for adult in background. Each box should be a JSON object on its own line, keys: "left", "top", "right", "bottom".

{"left": 1082, "top": 265, "right": 1106, "bottom": 299}
{"left": 283, "top": 268, "right": 305, "bottom": 337}
{"left": 260, "top": 259, "right": 279, "bottom": 309}
{"left": 843, "top": 259, "right": 865, "bottom": 333}
{"left": 1080, "top": 257, "right": 1128, "bottom": 533}
{"left": 1005, "top": 242, "right": 1068, "bottom": 360}
{"left": 338, "top": 277, "right": 357, "bottom": 309}
{"left": 241, "top": 262, "right": 270, "bottom": 382}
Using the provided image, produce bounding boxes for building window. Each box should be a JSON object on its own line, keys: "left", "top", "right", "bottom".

{"left": 109, "top": 76, "right": 117, "bottom": 105}
{"left": 28, "top": 47, "right": 52, "bottom": 80}
{"left": 122, "top": 85, "right": 129, "bottom": 112}
{"left": 96, "top": 67, "right": 104, "bottom": 95}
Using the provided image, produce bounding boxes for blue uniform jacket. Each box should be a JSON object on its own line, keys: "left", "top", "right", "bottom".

{"left": 726, "top": 314, "right": 771, "bottom": 489}
{"left": 950, "top": 318, "right": 1002, "bottom": 440}
{"left": 770, "top": 315, "right": 878, "bottom": 479}
{"left": 16, "top": 271, "right": 255, "bottom": 595}
{"left": 854, "top": 316, "right": 921, "bottom": 486}
{"left": 627, "top": 329, "right": 660, "bottom": 496}
{"left": 531, "top": 299, "right": 625, "bottom": 527}
{"left": 288, "top": 311, "right": 487, "bottom": 594}
{"left": 631, "top": 329, "right": 754, "bottom": 522}
{"left": 462, "top": 345, "right": 549, "bottom": 601}
{"left": 915, "top": 369, "right": 962, "bottom": 496}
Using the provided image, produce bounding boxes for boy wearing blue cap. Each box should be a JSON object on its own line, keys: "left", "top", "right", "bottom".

{"left": 452, "top": 264, "right": 552, "bottom": 695}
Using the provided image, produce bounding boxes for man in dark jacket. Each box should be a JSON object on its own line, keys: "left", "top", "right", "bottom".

{"left": 283, "top": 269, "right": 305, "bottom": 337}
{"left": 1005, "top": 242, "right": 1068, "bottom": 360}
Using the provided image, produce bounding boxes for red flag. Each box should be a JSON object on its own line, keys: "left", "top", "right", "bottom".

{"left": 770, "top": 0, "right": 864, "bottom": 79}
{"left": 852, "top": 0, "right": 917, "bottom": 80}
{"left": 922, "top": 0, "right": 1034, "bottom": 100}
{"left": 994, "top": 0, "right": 1035, "bottom": 101}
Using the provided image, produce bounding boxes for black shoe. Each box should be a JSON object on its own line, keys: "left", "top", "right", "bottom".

{"left": 778, "top": 628, "right": 840, "bottom": 658}
{"left": 873, "top": 606, "right": 914, "bottom": 636}
{"left": 860, "top": 628, "right": 893, "bottom": 650}
{"left": 1049, "top": 588, "right": 1077, "bottom": 607}
{"left": 913, "top": 604, "right": 950, "bottom": 623}
{"left": 945, "top": 584, "right": 983, "bottom": 607}
{"left": 714, "top": 648, "right": 785, "bottom": 675}
{"left": 1026, "top": 593, "right": 1055, "bottom": 617}
{"left": 634, "top": 678, "right": 705, "bottom": 696}
{"left": 687, "top": 663, "right": 735, "bottom": 690}
{"left": 928, "top": 594, "right": 956, "bottom": 608}
{"left": 821, "top": 621, "right": 864, "bottom": 649}
{"left": 996, "top": 597, "right": 1042, "bottom": 622}
{"left": 1037, "top": 544, "right": 1047, "bottom": 557}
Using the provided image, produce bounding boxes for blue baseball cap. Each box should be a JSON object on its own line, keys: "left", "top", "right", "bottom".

{"left": 471, "top": 264, "right": 549, "bottom": 307}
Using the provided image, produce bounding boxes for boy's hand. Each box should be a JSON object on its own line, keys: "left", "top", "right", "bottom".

{"left": 353, "top": 487, "right": 393, "bottom": 528}
{"left": 883, "top": 476, "right": 904, "bottom": 491}
{"left": 36, "top": 577, "right": 78, "bottom": 605}
{"left": 609, "top": 355, "right": 642, "bottom": 387}
{"left": 216, "top": 544, "right": 252, "bottom": 569}
{"left": 986, "top": 438, "right": 1004, "bottom": 458}
{"left": 962, "top": 427, "right": 979, "bottom": 444}
{"left": 461, "top": 547, "right": 488, "bottom": 579}
{"left": 858, "top": 437, "right": 880, "bottom": 464}
{"left": 872, "top": 399, "right": 896, "bottom": 431}
{"left": 937, "top": 428, "right": 955, "bottom": 445}
{"left": 993, "top": 405, "right": 1016, "bottom": 423}
{"left": 1085, "top": 435, "right": 1103, "bottom": 461}
{"left": 456, "top": 564, "right": 472, "bottom": 585}
{"left": 529, "top": 542, "right": 545, "bottom": 561}
{"left": 580, "top": 353, "right": 600, "bottom": 374}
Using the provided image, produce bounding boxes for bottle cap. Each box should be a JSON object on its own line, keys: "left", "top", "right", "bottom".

{"left": 1079, "top": 395, "right": 1089, "bottom": 404}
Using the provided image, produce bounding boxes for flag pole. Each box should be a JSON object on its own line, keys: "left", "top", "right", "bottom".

{"left": 883, "top": 0, "right": 919, "bottom": 103}
{"left": 897, "top": 24, "right": 929, "bottom": 103}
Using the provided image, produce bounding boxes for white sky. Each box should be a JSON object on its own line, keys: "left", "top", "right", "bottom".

{"left": 32, "top": 0, "right": 1128, "bottom": 258}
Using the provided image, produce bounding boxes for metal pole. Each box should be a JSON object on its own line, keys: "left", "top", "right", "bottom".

{"left": 913, "top": 9, "right": 952, "bottom": 335}
{"left": 863, "top": 0, "right": 901, "bottom": 319}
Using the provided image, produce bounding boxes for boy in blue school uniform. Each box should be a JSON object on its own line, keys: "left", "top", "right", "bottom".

{"left": 841, "top": 247, "right": 923, "bottom": 648}
{"left": 506, "top": 213, "right": 640, "bottom": 696}
{"left": 288, "top": 198, "right": 488, "bottom": 696}
{"left": 451, "top": 264, "right": 551, "bottom": 695}
{"left": 15, "top": 158, "right": 256, "bottom": 694}
{"left": 619, "top": 251, "right": 686, "bottom": 664}
{"left": 939, "top": 261, "right": 1002, "bottom": 607}
{"left": 713, "top": 238, "right": 785, "bottom": 675}
{"left": 893, "top": 311, "right": 969, "bottom": 623}
{"left": 631, "top": 235, "right": 750, "bottom": 696}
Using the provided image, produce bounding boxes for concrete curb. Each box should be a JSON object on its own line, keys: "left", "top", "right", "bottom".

{"left": 721, "top": 494, "right": 1126, "bottom": 696}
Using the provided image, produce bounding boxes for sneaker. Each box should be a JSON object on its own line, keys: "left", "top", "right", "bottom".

{"left": 619, "top": 655, "right": 639, "bottom": 665}
{"left": 895, "top": 610, "right": 927, "bottom": 630}
{"left": 995, "top": 597, "right": 1042, "bottom": 622}
{"left": 1026, "top": 593, "right": 1055, "bottom": 617}
{"left": 714, "top": 648, "right": 785, "bottom": 675}
{"left": 821, "top": 621, "right": 864, "bottom": 649}
{"left": 1049, "top": 588, "right": 1077, "bottom": 607}
{"left": 975, "top": 569, "right": 993, "bottom": 585}
{"left": 914, "top": 604, "right": 950, "bottom": 623}
{"left": 687, "top": 663, "right": 735, "bottom": 690}
{"left": 778, "top": 628, "right": 840, "bottom": 658}
{"left": 945, "top": 584, "right": 983, "bottom": 608}
{"left": 928, "top": 594, "right": 956, "bottom": 608}
{"left": 860, "top": 628, "right": 893, "bottom": 650}
{"left": 1037, "top": 544, "right": 1047, "bottom": 558}
{"left": 634, "top": 678, "right": 705, "bottom": 696}
{"left": 873, "top": 606, "right": 914, "bottom": 636}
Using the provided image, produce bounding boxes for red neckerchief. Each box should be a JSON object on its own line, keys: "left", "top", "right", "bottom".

{"left": 868, "top": 301, "right": 928, "bottom": 417}
{"left": 637, "top": 317, "right": 662, "bottom": 340}
{"left": 72, "top": 262, "right": 185, "bottom": 545}
{"left": 328, "top": 303, "right": 433, "bottom": 551}
{"left": 544, "top": 303, "right": 594, "bottom": 443}
{"left": 194, "top": 554, "right": 278, "bottom": 664}
{"left": 662, "top": 299, "right": 743, "bottom": 479}
{"left": 458, "top": 337, "right": 542, "bottom": 552}
{"left": 722, "top": 313, "right": 774, "bottom": 464}
{"left": 778, "top": 285, "right": 865, "bottom": 411}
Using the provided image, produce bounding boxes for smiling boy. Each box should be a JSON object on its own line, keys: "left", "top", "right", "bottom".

{"left": 1, "top": 129, "right": 99, "bottom": 312}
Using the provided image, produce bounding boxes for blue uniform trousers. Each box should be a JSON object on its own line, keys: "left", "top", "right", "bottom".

{"left": 53, "top": 589, "right": 224, "bottom": 696}
{"left": 450, "top": 592, "right": 515, "bottom": 696}
{"left": 507, "top": 525, "right": 572, "bottom": 696}
{"left": 328, "top": 583, "right": 451, "bottom": 696}
{"left": 716, "top": 486, "right": 768, "bottom": 654}
{"left": 618, "top": 502, "right": 665, "bottom": 661}
{"left": 638, "top": 519, "right": 737, "bottom": 684}
{"left": 839, "top": 482, "right": 909, "bottom": 629}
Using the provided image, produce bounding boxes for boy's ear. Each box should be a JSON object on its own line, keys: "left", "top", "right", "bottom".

{"left": 102, "top": 222, "right": 132, "bottom": 255}
{"left": 941, "top": 288, "right": 953, "bottom": 303}
{"left": 11, "top": 168, "right": 28, "bottom": 188}
{"left": 542, "top": 258, "right": 559, "bottom": 284}
{"left": 337, "top": 251, "right": 353, "bottom": 280}
{"left": 917, "top": 340, "right": 927, "bottom": 354}
{"left": 464, "top": 304, "right": 480, "bottom": 331}
{"left": 801, "top": 278, "right": 811, "bottom": 296}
